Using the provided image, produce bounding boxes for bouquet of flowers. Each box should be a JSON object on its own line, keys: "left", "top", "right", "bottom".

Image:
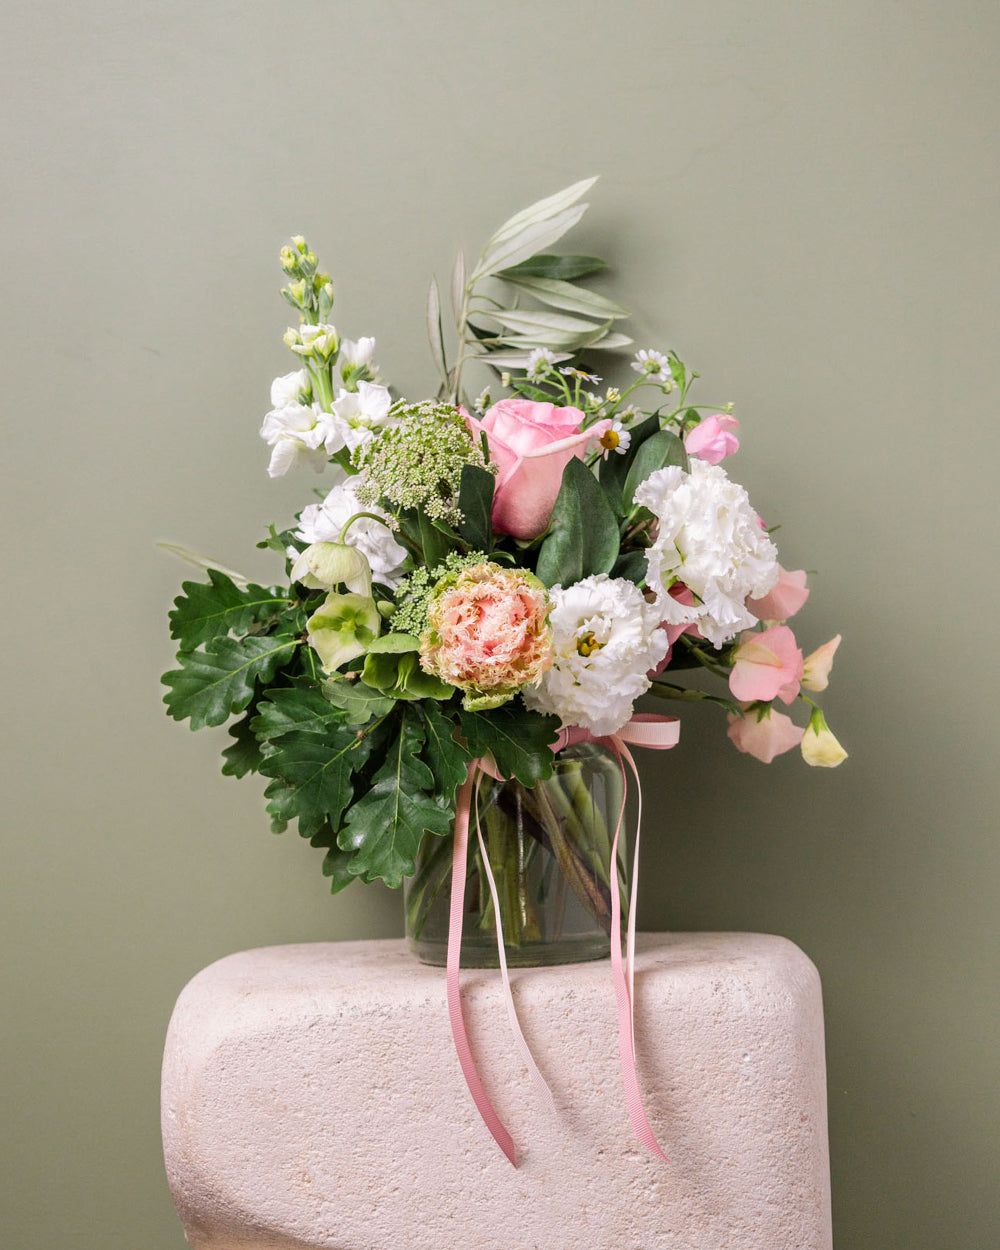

{"left": 162, "top": 177, "right": 845, "bottom": 939}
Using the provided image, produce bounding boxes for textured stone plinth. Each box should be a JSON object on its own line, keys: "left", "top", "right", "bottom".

{"left": 162, "top": 934, "right": 831, "bottom": 1250}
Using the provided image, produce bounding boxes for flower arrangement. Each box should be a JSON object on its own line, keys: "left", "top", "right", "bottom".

{"left": 162, "top": 175, "right": 845, "bottom": 903}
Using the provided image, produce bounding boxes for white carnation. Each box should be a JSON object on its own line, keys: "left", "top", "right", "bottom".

{"left": 523, "top": 575, "right": 669, "bottom": 737}
{"left": 635, "top": 460, "right": 779, "bottom": 648}
{"left": 294, "top": 475, "right": 407, "bottom": 587}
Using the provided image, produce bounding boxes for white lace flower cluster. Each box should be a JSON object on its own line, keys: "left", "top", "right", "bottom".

{"left": 524, "top": 574, "right": 668, "bottom": 736}
{"left": 635, "top": 460, "right": 779, "bottom": 648}
{"left": 294, "top": 475, "right": 407, "bottom": 587}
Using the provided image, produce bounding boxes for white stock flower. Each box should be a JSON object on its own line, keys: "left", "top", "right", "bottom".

{"left": 288, "top": 323, "right": 339, "bottom": 359}
{"left": 260, "top": 402, "right": 345, "bottom": 477}
{"left": 270, "top": 369, "right": 311, "bottom": 408}
{"left": 631, "top": 349, "right": 672, "bottom": 384}
{"left": 523, "top": 575, "right": 669, "bottom": 736}
{"left": 635, "top": 460, "right": 779, "bottom": 648}
{"left": 294, "top": 474, "right": 407, "bottom": 587}
{"left": 339, "top": 336, "right": 376, "bottom": 369}
{"left": 331, "top": 381, "right": 397, "bottom": 454}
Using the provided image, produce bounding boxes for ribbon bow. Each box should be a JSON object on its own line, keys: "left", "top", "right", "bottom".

{"left": 445, "top": 713, "right": 680, "bottom": 1166}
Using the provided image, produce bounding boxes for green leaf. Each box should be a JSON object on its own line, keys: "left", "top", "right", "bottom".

{"left": 168, "top": 568, "right": 291, "bottom": 651}
{"left": 252, "top": 681, "right": 351, "bottom": 743}
{"left": 220, "top": 711, "right": 264, "bottom": 778}
{"left": 366, "top": 632, "right": 421, "bottom": 653}
{"left": 535, "top": 458, "right": 620, "bottom": 588}
{"left": 418, "top": 509, "right": 453, "bottom": 570}
{"left": 320, "top": 678, "right": 397, "bottom": 724}
{"left": 361, "top": 650, "right": 454, "bottom": 701}
{"left": 340, "top": 711, "right": 453, "bottom": 887}
{"left": 260, "top": 724, "right": 377, "bottom": 839}
{"left": 459, "top": 704, "right": 560, "bottom": 787}
{"left": 456, "top": 465, "right": 495, "bottom": 550}
{"left": 499, "top": 254, "right": 608, "bottom": 281}
{"left": 611, "top": 549, "right": 650, "bottom": 588}
{"left": 486, "top": 177, "right": 597, "bottom": 247}
{"left": 623, "top": 430, "right": 689, "bottom": 510}
{"left": 599, "top": 414, "right": 660, "bottom": 512}
{"left": 501, "top": 274, "right": 629, "bottom": 319}
{"left": 419, "top": 701, "right": 472, "bottom": 805}
{"left": 163, "top": 634, "right": 299, "bottom": 730}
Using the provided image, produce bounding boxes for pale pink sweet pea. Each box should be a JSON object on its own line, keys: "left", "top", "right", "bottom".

{"left": 802, "top": 634, "right": 841, "bottom": 692}
{"left": 747, "top": 566, "right": 810, "bottom": 623}
{"left": 729, "top": 625, "right": 804, "bottom": 705}
{"left": 684, "top": 413, "right": 740, "bottom": 465}
{"left": 726, "top": 705, "right": 805, "bottom": 763}
{"left": 465, "top": 399, "right": 610, "bottom": 540}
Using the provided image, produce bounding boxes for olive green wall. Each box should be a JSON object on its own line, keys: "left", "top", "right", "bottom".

{"left": 3, "top": 2, "right": 997, "bottom": 1246}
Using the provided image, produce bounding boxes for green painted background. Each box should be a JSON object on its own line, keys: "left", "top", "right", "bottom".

{"left": 3, "top": 2, "right": 998, "bottom": 1245}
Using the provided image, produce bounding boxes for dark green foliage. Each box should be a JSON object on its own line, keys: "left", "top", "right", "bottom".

{"left": 535, "top": 457, "right": 619, "bottom": 587}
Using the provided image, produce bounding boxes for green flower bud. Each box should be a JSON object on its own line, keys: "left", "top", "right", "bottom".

{"left": 290, "top": 235, "right": 307, "bottom": 253}
{"left": 291, "top": 542, "right": 372, "bottom": 596}
{"left": 280, "top": 245, "right": 298, "bottom": 275}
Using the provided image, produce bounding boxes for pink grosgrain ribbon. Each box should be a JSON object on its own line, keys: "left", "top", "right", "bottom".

{"left": 445, "top": 713, "right": 679, "bottom": 1166}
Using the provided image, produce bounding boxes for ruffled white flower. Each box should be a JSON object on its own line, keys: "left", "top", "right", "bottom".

{"left": 631, "top": 349, "right": 672, "bottom": 385}
{"left": 523, "top": 575, "right": 669, "bottom": 736}
{"left": 635, "top": 460, "right": 779, "bottom": 648}
{"left": 331, "top": 381, "right": 398, "bottom": 454}
{"left": 294, "top": 474, "right": 407, "bottom": 587}
{"left": 270, "top": 368, "right": 311, "bottom": 408}
{"left": 260, "top": 402, "right": 347, "bottom": 477}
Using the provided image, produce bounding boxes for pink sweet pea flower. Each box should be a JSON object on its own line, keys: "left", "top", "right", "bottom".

{"left": 726, "top": 705, "right": 805, "bottom": 763}
{"left": 465, "top": 399, "right": 610, "bottom": 540}
{"left": 802, "top": 634, "right": 841, "bottom": 692}
{"left": 684, "top": 413, "right": 740, "bottom": 465}
{"left": 729, "top": 625, "right": 803, "bottom": 705}
{"left": 747, "top": 566, "right": 810, "bottom": 623}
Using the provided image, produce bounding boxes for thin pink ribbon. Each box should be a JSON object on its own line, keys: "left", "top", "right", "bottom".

{"left": 445, "top": 713, "right": 679, "bottom": 1166}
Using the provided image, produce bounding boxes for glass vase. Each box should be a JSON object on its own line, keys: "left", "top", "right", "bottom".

{"left": 404, "top": 741, "right": 625, "bottom": 968}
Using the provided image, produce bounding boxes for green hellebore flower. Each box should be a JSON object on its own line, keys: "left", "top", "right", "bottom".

{"left": 291, "top": 542, "right": 372, "bottom": 595}
{"left": 306, "top": 592, "right": 381, "bottom": 674}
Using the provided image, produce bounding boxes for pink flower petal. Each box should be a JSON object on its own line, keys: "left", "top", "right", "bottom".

{"left": 726, "top": 706, "right": 804, "bottom": 763}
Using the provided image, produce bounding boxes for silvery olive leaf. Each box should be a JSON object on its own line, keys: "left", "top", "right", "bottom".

{"left": 487, "top": 177, "right": 598, "bottom": 248}
{"left": 501, "top": 274, "right": 629, "bottom": 319}
{"left": 450, "top": 248, "right": 465, "bottom": 322}
{"left": 426, "top": 275, "right": 448, "bottom": 384}
{"left": 470, "top": 204, "right": 588, "bottom": 283}
{"left": 487, "top": 309, "right": 606, "bottom": 336}
{"left": 468, "top": 348, "right": 572, "bottom": 369}
{"left": 155, "top": 542, "right": 252, "bottom": 589}
{"left": 586, "top": 330, "right": 635, "bottom": 350}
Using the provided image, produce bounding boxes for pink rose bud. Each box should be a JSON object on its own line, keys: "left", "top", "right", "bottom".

{"left": 684, "top": 413, "right": 740, "bottom": 465}
{"left": 729, "top": 625, "right": 804, "bottom": 705}
{"left": 464, "top": 399, "right": 610, "bottom": 540}
{"left": 726, "top": 705, "right": 805, "bottom": 763}
{"left": 802, "top": 634, "right": 841, "bottom": 692}
{"left": 747, "top": 566, "right": 810, "bottom": 623}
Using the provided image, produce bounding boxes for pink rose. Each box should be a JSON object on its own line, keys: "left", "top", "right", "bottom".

{"left": 684, "top": 414, "right": 740, "bottom": 465}
{"left": 465, "top": 399, "right": 610, "bottom": 540}
{"left": 747, "top": 566, "right": 810, "bottom": 623}
{"left": 726, "top": 705, "right": 805, "bottom": 763}
{"left": 728, "top": 625, "right": 804, "bottom": 705}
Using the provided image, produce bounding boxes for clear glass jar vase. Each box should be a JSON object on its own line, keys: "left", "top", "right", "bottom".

{"left": 404, "top": 741, "right": 625, "bottom": 968}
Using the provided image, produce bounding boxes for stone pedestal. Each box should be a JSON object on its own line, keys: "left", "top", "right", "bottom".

{"left": 162, "top": 934, "right": 832, "bottom": 1249}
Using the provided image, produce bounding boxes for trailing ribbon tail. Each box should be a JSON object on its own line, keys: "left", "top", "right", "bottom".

{"left": 446, "top": 766, "right": 518, "bottom": 1166}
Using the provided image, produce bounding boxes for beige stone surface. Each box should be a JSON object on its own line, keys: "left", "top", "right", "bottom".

{"left": 162, "top": 934, "right": 831, "bottom": 1249}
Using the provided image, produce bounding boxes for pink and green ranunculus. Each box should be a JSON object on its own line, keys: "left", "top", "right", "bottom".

{"left": 419, "top": 562, "right": 553, "bottom": 711}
